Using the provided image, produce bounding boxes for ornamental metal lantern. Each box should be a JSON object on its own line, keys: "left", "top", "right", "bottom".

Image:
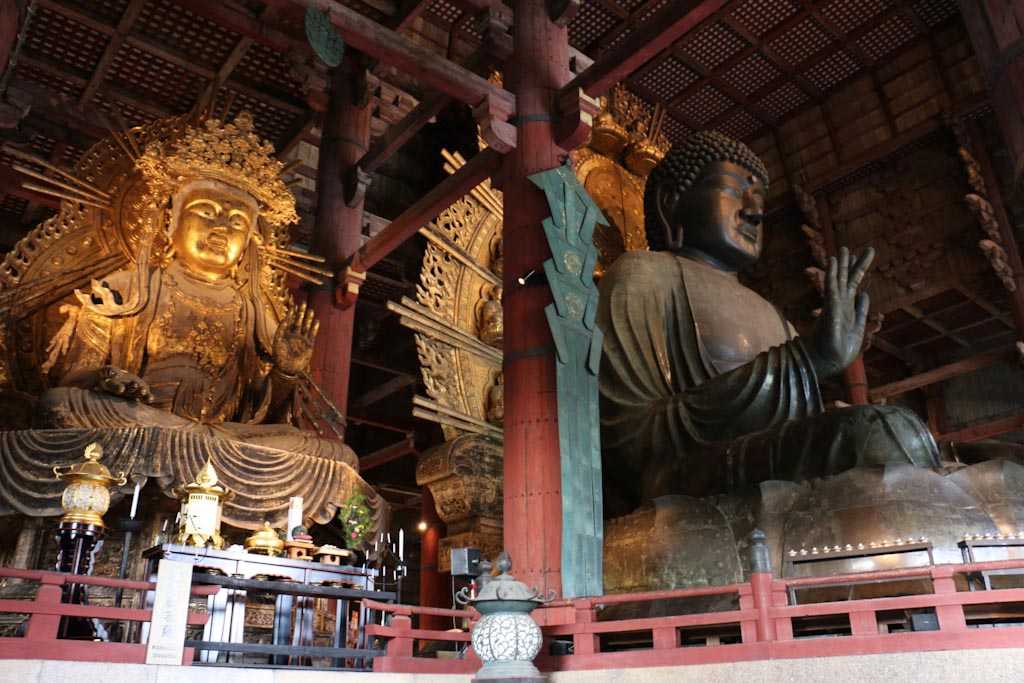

{"left": 53, "top": 442, "right": 127, "bottom": 527}
{"left": 456, "top": 550, "right": 555, "bottom": 680}
{"left": 173, "top": 459, "right": 233, "bottom": 549}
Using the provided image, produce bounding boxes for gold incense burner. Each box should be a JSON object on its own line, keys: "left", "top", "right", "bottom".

{"left": 53, "top": 442, "right": 127, "bottom": 527}
{"left": 245, "top": 522, "right": 285, "bottom": 556}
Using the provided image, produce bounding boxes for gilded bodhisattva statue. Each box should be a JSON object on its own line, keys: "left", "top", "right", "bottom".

{"left": 0, "top": 113, "right": 384, "bottom": 535}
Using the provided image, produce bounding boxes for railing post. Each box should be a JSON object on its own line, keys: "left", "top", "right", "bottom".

{"left": 388, "top": 614, "right": 415, "bottom": 658}
{"left": 932, "top": 566, "right": 967, "bottom": 632}
{"left": 23, "top": 574, "right": 63, "bottom": 642}
{"left": 572, "top": 598, "right": 599, "bottom": 655}
{"left": 746, "top": 529, "right": 777, "bottom": 642}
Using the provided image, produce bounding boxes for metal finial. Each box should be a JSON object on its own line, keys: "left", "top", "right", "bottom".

{"left": 497, "top": 549, "right": 512, "bottom": 574}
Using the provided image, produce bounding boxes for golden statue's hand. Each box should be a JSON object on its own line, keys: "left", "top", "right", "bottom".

{"left": 97, "top": 365, "right": 152, "bottom": 402}
{"left": 273, "top": 302, "right": 319, "bottom": 377}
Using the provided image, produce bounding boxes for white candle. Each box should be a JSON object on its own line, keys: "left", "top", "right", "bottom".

{"left": 398, "top": 528, "right": 404, "bottom": 560}
{"left": 129, "top": 481, "right": 141, "bottom": 519}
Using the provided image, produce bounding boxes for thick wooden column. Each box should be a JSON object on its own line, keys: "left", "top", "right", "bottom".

{"left": 417, "top": 486, "right": 447, "bottom": 633}
{"left": 307, "top": 55, "right": 371, "bottom": 421}
{"left": 960, "top": 1, "right": 1024, "bottom": 191}
{"left": 501, "top": 0, "right": 570, "bottom": 596}
{"left": 817, "top": 195, "right": 869, "bottom": 405}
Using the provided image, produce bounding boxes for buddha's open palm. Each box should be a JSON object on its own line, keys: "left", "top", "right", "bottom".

{"left": 273, "top": 303, "right": 319, "bottom": 376}
{"left": 805, "top": 246, "right": 874, "bottom": 379}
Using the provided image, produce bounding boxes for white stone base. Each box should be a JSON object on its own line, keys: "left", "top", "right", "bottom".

{"left": 4, "top": 649, "right": 1024, "bottom": 683}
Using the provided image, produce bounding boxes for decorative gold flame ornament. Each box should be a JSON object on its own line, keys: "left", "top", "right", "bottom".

{"left": 53, "top": 442, "right": 127, "bottom": 526}
{"left": 173, "top": 459, "right": 233, "bottom": 549}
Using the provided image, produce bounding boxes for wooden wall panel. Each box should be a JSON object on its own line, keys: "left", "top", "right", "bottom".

{"left": 944, "top": 363, "right": 1024, "bottom": 437}
{"left": 825, "top": 75, "right": 891, "bottom": 160}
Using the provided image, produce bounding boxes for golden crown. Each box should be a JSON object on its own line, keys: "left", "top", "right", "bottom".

{"left": 135, "top": 112, "right": 299, "bottom": 228}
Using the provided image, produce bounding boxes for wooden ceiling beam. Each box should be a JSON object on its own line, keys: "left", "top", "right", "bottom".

{"left": 956, "top": 285, "right": 1015, "bottom": 330}
{"left": 629, "top": 80, "right": 702, "bottom": 133}
{"left": 277, "top": 0, "right": 513, "bottom": 114}
{"left": 663, "top": 6, "right": 819, "bottom": 111}
{"left": 387, "top": 0, "right": 434, "bottom": 32}
{"left": 39, "top": 1, "right": 305, "bottom": 116}
{"left": 869, "top": 346, "right": 1016, "bottom": 401}
{"left": 167, "top": 0, "right": 307, "bottom": 55}
{"left": 19, "top": 51, "right": 172, "bottom": 120}
{"left": 938, "top": 413, "right": 1024, "bottom": 443}
{"left": 351, "top": 374, "right": 416, "bottom": 410}
{"left": 359, "top": 435, "right": 419, "bottom": 471}
{"left": 121, "top": 35, "right": 305, "bottom": 116}
{"left": 358, "top": 45, "right": 489, "bottom": 175}
{"left": 869, "top": 335, "right": 921, "bottom": 368}
{"left": 275, "top": 110, "right": 320, "bottom": 160}
{"left": 564, "top": 0, "right": 731, "bottom": 99}
{"left": 80, "top": 0, "right": 147, "bottom": 105}
{"left": 704, "top": 4, "right": 911, "bottom": 134}
{"left": 351, "top": 147, "right": 502, "bottom": 273}
{"left": 902, "top": 303, "right": 971, "bottom": 348}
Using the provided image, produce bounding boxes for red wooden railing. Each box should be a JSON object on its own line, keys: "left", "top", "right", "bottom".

{"left": 0, "top": 567, "right": 217, "bottom": 665}
{"left": 3, "top": 559, "right": 1024, "bottom": 671}
{"left": 363, "top": 558, "right": 1024, "bottom": 673}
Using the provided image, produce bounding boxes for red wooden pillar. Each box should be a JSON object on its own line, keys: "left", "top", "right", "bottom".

{"left": 817, "top": 195, "right": 869, "bottom": 405}
{"left": 418, "top": 486, "right": 448, "bottom": 632}
{"left": 500, "top": 0, "right": 570, "bottom": 597}
{"left": 307, "top": 55, "right": 371, "bottom": 421}
{"left": 960, "top": 1, "right": 1024, "bottom": 192}
{"left": 0, "top": 0, "right": 19, "bottom": 82}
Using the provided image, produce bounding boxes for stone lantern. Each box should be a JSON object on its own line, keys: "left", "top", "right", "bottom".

{"left": 456, "top": 550, "right": 555, "bottom": 681}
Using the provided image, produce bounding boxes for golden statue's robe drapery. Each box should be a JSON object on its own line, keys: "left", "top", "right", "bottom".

{"left": 0, "top": 263, "right": 380, "bottom": 531}
{"left": 598, "top": 250, "right": 939, "bottom": 516}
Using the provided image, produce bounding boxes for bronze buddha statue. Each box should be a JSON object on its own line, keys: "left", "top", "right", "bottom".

{"left": 597, "top": 131, "right": 939, "bottom": 518}
{"left": 0, "top": 113, "right": 384, "bottom": 535}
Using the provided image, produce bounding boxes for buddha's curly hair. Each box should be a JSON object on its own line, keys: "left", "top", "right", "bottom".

{"left": 644, "top": 131, "right": 769, "bottom": 251}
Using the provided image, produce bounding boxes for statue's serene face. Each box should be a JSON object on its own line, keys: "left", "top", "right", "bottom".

{"left": 171, "top": 180, "right": 257, "bottom": 279}
{"left": 674, "top": 160, "right": 766, "bottom": 271}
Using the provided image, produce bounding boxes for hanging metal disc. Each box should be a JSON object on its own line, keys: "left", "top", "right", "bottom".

{"left": 305, "top": 5, "right": 345, "bottom": 68}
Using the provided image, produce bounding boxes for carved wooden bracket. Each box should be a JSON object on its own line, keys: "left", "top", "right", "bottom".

{"left": 553, "top": 87, "right": 600, "bottom": 151}
{"left": 473, "top": 95, "right": 516, "bottom": 153}
{"left": 473, "top": 2, "right": 513, "bottom": 60}
{"left": 343, "top": 165, "right": 372, "bottom": 207}
{"left": 549, "top": 0, "right": 581, "bottom": 27}
{"left": 334, "top": 266, "right": 367, "bottom": 309}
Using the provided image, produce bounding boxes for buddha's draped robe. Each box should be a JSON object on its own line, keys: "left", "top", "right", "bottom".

{"left": 597, "top": 250, "right": 939, "bottom": 516}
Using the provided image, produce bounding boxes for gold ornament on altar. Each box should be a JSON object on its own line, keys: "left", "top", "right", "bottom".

{"left": 244, "top": 522, "right": 285, "bottom": 556}
{"left": 53, "top": 442, "right": 127, "bottom": 527}
{"left": 173, "top": 459, "right": 233, "bottom": 549}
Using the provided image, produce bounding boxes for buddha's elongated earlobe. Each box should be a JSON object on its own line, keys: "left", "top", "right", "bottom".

{"left": 655, "top": 178, "right": 684, "bottom": 251}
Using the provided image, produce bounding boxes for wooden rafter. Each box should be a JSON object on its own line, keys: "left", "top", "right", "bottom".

{"left": 869, "top": 347, "right": 1017, "bottom": 401}
{"left": 79, "top": 0, "right": 147, "bottom": 105}
{"left": 563, "top": 0, "right": 731, "bottom": 99}
{"left": 40, "top": 0, "right": 306, "bottom": 118}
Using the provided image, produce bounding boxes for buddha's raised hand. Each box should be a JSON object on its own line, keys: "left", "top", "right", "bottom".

{"left": 804, "top": 246, "right": 874, "bottom": 379}
{"left": 272, "top": 302, "right": 319, "bottom": 377}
